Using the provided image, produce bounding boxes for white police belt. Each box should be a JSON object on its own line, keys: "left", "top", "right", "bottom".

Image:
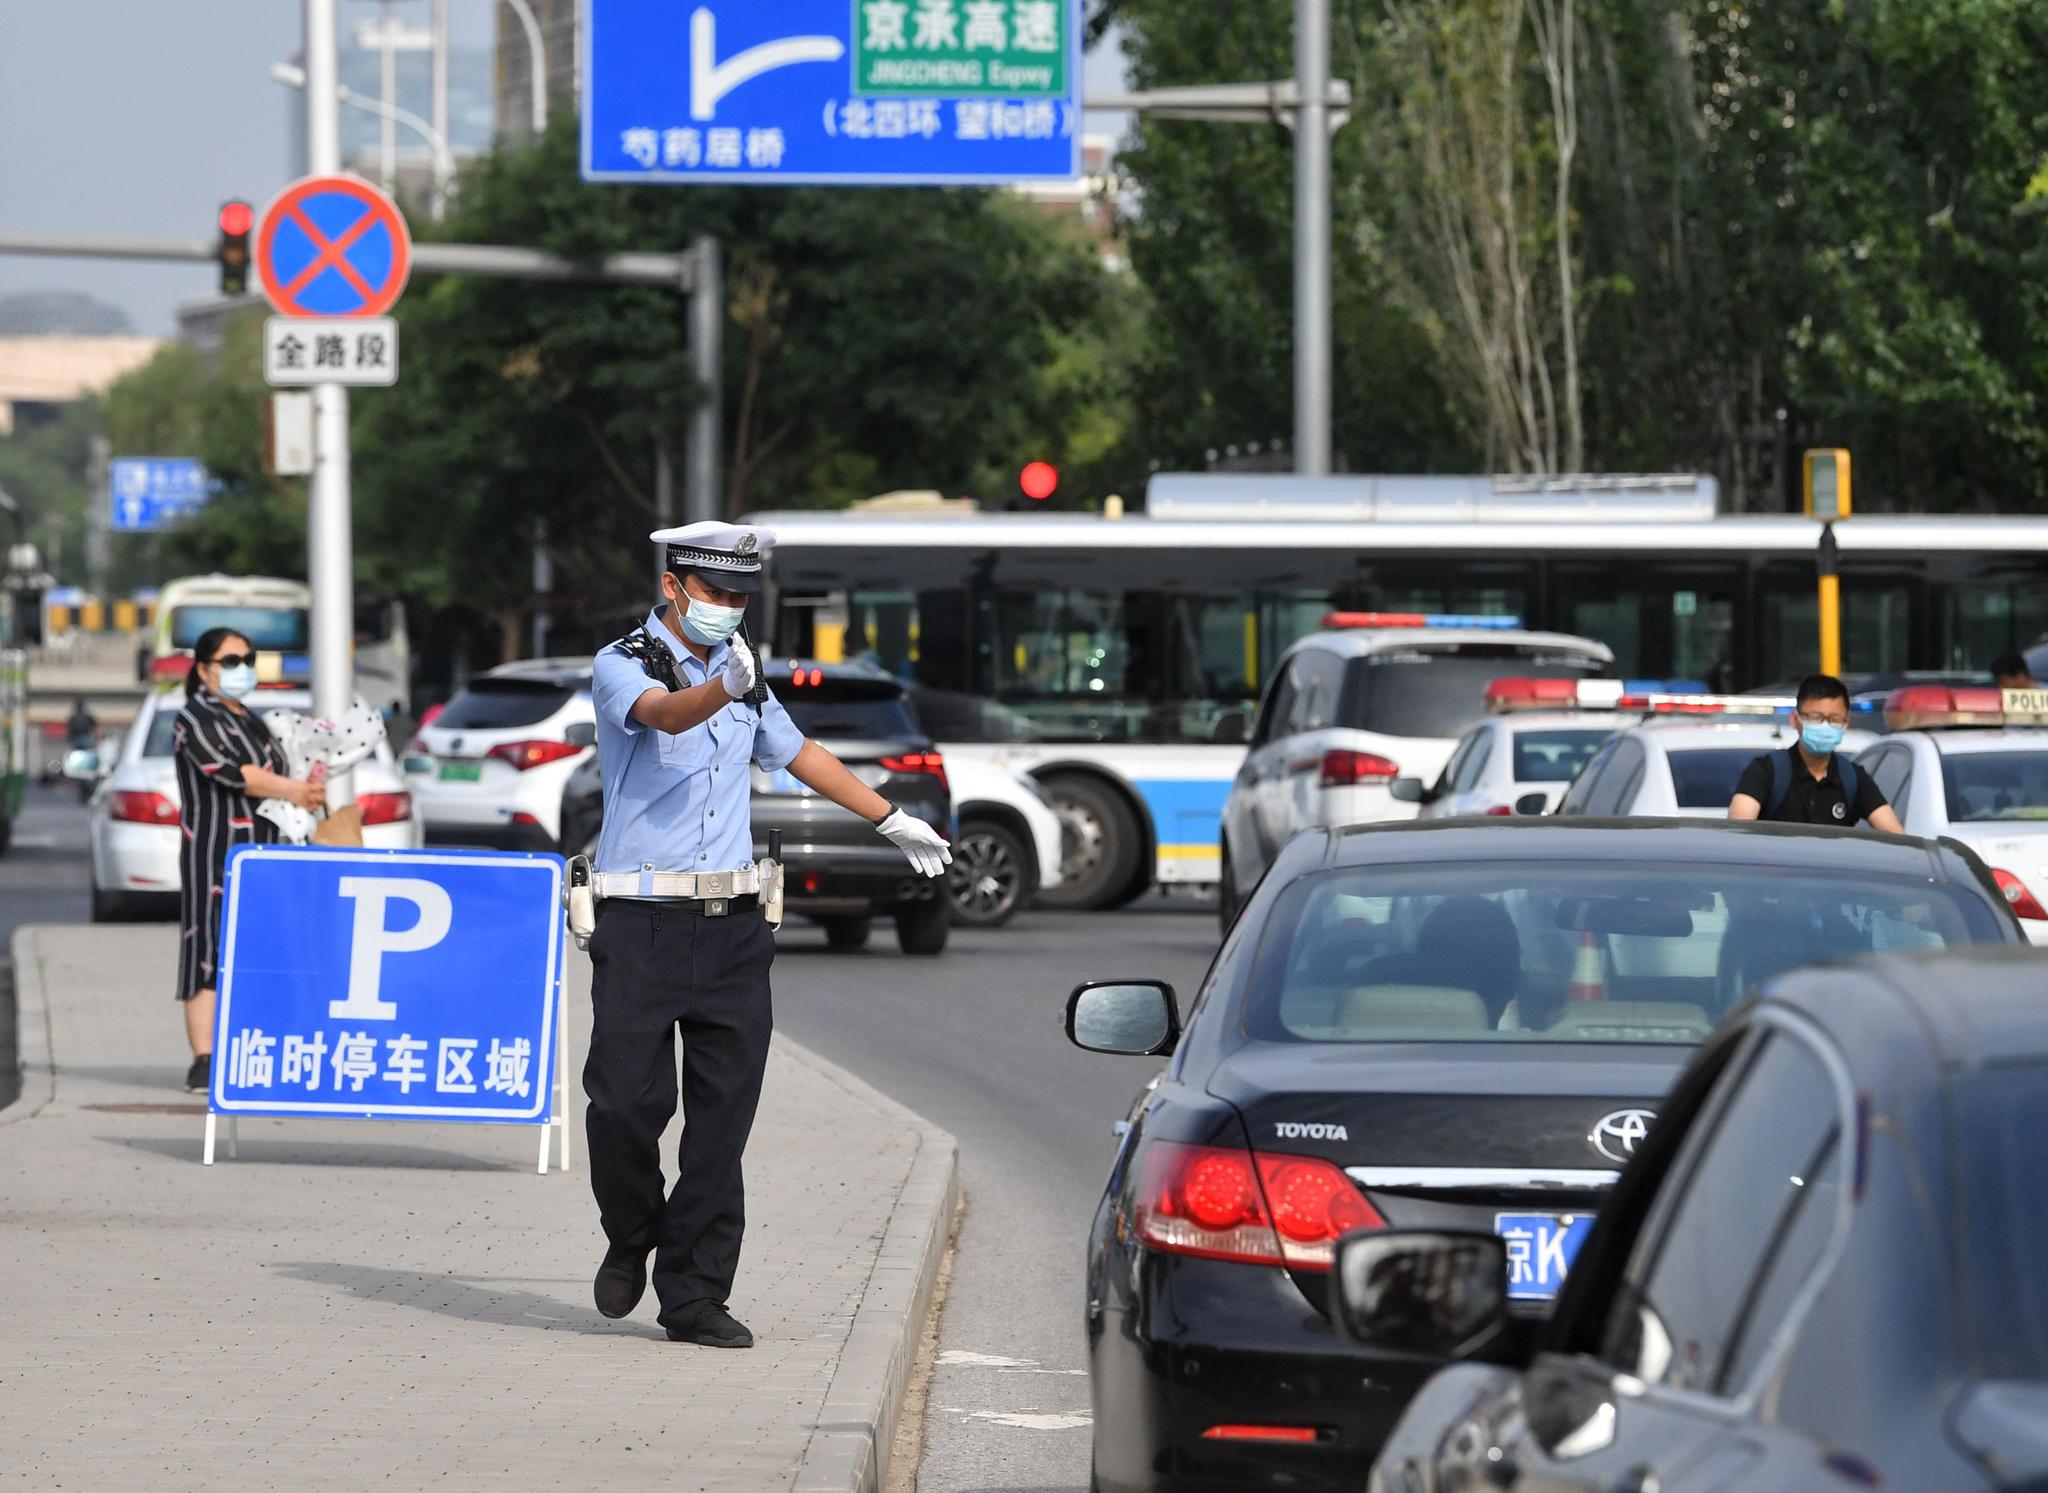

{"left": 592, "top": 866, "right": 763, "bottom": 902}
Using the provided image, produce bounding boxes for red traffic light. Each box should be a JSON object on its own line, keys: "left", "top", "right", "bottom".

{"left": 1020, "top": 461, "right": 1059, "bottom": 501}
{"left": 218, "top": 200, "right": 255, "bottom": 237}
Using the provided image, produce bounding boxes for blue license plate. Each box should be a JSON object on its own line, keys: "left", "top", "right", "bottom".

{"left": 1495, "top": 1211, "right": 1596, "bottom": 1301}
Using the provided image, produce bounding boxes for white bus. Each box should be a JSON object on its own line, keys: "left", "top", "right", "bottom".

{"left": 146, "top": 574, "right": 412, "bottom": 713}
{"left": 750, "top": 474, "right": 2048, "bottom": 909}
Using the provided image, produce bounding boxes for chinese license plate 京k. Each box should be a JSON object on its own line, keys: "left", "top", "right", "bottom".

{"left": 1496, "top": 1211, "right": 1597, "bottom": 1301}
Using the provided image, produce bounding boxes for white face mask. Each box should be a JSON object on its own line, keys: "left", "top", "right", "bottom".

{"left": 677, "top": 593, "right": 746, "bottom": 645}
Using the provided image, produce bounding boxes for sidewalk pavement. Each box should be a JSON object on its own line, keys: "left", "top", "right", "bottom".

{"left": 0, "top": 924, "right": 956, "bottom": 1493}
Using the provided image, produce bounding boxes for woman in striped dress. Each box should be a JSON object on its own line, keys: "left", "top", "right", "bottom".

{"left": 173, "top": 628, "right": 325, "bottom": 1091}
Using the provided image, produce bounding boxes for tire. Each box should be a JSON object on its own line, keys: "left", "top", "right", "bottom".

{"left": 1217, "top": 840, "right": 1240, "bottom": 936}
{"left": 90, "top": 885, "right": 128, "bottom": 924}
{"left": 894, "top": 897, "right": 950, "bottom": 955}
{"left": 821, "top": 915, "right": 872, "bottom": 951}
{"left": 946, "top": 817, "right": 1034, "bottom": 928}
{"left": 1037, "top": 774, "right": 1143, "bottom": 912}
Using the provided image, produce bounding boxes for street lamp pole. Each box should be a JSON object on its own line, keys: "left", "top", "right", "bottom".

{"left": 1293, "top": 0, "right": 1332, "bottom": 477}
{"left": 270, "top": 63, "right": 455, "bottom": 221}
{"left": 502, "top": 0, "right": 549, "bottom": 135}
{"left": 303, "top": 0, "right": 358, "bottom": 810}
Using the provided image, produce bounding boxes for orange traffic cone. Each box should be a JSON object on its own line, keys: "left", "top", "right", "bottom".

{"left": 1567, "top": 930, "right": 1605, "bottom": 1002}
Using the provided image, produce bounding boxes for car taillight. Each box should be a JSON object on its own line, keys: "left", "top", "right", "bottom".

{"left": 1132, "top": 1141, "right": 1382, "bottom": 1271}
{"left": 1484, "top": 805, "right": 1513, "bottom": 816}
{"left": 1320, "top": 750, "right": 1400, "bottom": 788}
{"left": 1992, "top": 868, "right": 2048, "bottom": 921}
{"left": 487, "top": 739, "right": 584, "bottom": 771}
{"left": 357, "top": 791, "right": 411, "bottom": 825}
{"left": 880, "top": 751, "right": 948, "bottom": 790}
{"left": 109, "top": 790, "right": 179, "bottom": 825}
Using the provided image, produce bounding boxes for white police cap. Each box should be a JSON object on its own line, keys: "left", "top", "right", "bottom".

{"left": 649, "top": 521, "right": 777, "bottom": 594}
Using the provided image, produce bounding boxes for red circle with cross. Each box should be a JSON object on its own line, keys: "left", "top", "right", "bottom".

{"left": 255, "top": 174, "right": 413, "bottom": 319}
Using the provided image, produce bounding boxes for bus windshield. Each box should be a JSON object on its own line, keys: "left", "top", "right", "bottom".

{"left": 169, "top": 606, "right": 309, "bottom": 651}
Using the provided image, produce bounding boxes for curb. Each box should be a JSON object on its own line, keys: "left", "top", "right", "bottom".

{"left": 781, "top": 1036, "right": 960, "bottom": 1493}
{"left": 1, "top": 925, "right": 55, "bottom": 1124}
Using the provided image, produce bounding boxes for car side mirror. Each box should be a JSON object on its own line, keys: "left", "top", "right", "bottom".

{"left": 1388, "top": 776, "right": 1427, "bottom": 804}
{"left": 62, "top": 748, "right": 100, "bottom": 781}
{"left": 1514, "top": 791, "right": 1549, "bottom": 816}
{"left": 564, "top": 721, "right": 597, "bottom": 749}
{"left": 1333, "top": 1230, "right": 1508, "bottom": 1358}
{"left": 1066, "top": 979, "right": 1179, "bottom": 1056}
{"left": 1211, "top": 711, "right": 1250, "bottom": 745}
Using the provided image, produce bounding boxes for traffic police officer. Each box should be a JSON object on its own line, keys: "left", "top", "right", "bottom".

{"left": 583, "top": 521, "right": 951, "bottom": 1347}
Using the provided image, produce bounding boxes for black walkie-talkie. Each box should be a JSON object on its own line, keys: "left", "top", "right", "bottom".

{"left": 739, "top": 625, "right": 771, "bottom": 709}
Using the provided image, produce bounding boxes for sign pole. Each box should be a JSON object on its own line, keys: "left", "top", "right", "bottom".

{"left": 686, "top": 236, "right": 723, "bottom": 524}
{"left": 304, "top": 0, "right": 358, "bottom": 808}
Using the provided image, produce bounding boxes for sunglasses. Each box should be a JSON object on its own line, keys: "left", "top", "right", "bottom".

{"left": 207, "top": 653, "right": 258, "bottom": 670}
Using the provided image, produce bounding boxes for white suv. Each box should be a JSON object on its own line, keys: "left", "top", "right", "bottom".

{"left": 1218, "top": 617, "right": 1612, "bottom": 923}
{"left": 408, "top": 658, "right": 594, "bottom": 852}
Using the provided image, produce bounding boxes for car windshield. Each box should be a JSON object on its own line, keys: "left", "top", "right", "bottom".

{"left": 780, "top": 676, "right": 920, "bottom": 740}
{"left": 1344, "top": 647, "right": 1608, "bottom": 740}
{"left": 435, "top": 679, "right": 579, "bottom": 730}
{"left": 1957, "top": 1063, "right": 2048, "bottom": 1376}
{"left": 169, "top": 606, "right": 309, "bottom": 651}
{"left": 1942, "top": 750, "right": 2048, "bottom": 822}
{"left": 1245, "top": 861, "right": 2004, "bottom": 1046}
{"left": 143, "top": 706, "right": 179, "bottom": 757}
{"left": 1512, "top": 728, "right": 1613, "bottom": 783}
{"left": 1668, "top": 747, "right": 1761, "bottom": 809}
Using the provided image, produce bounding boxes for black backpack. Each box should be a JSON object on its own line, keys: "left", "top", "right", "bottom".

{"left": 1764, "top": 750, "right": 1860, "bottom": 822}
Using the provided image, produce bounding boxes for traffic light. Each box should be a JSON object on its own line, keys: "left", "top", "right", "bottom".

{"left": 217, "top": 200, "right": 254, "bottom": 297}
{"left": 1019, "top": 460, "right": 1059, "bottom": 502}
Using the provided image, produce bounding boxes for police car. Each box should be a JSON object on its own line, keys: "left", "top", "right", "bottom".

{"left": 1408, "top": 678, "right": 1705, "bottom": 819}
{"left": 1220, "top": 615, "right": 1613, "bottom": 924}
{"left": 1856, "top": 684, "right": 2048, "bottom": 945}
{"left": 1555, "top": 697, "right": 1880, "bottom": 819}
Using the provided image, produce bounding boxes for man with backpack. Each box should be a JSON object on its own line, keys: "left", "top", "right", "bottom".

{"left": 1729, "top": 674, "right": 1903, "bottom": 830}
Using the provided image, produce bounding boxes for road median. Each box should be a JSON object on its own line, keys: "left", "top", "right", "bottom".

{"left": 0, "top": 922, "right": 956, "bottom": 1493}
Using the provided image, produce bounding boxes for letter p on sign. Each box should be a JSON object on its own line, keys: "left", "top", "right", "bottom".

{"left": 331, "top": 876, "right": 454, "bottom": 1020}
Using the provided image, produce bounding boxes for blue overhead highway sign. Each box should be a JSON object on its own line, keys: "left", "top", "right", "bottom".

{"left": 581, "top": 0, "right": 1081, "bottom": 185}
{"left": 108, "top": 457, "right": 212, "bottom": 533}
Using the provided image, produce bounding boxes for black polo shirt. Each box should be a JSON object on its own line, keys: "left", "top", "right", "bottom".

{"left": 1734, "top": 746, "right": 1890, "bottom": 827}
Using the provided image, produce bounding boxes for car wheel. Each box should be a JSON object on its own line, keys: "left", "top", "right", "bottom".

{"left": 1217, "top": 841, "right": 1239, "bottom": 935}
{"left": 946, "top": 818, "right": 1033, "bottom": 928}
{"left": 821, "top": 915, "right": 872, "bottom": 951}
{"left": 1036, "top": 775, "right": 1142, "bottom": 912}
{"left": 90, "top": 885, "right": 128, "bottom": 923}
{"left": 894, "top": 897, "right": 950, "bottom": 955}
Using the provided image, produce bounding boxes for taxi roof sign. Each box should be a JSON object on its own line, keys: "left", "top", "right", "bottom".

{"left": 1885, "top": 684, "right": 2048, "bottom": 731}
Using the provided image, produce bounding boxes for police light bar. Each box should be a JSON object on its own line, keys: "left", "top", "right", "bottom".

{"left": 1322, "top": 612, "right": 1525, "bottom": 631}
{"left": 1485, "top": 678, "right": 1717, "bottom": 714}
{"left": 1885, "top": 685, "right": 2048, "bottom": 731}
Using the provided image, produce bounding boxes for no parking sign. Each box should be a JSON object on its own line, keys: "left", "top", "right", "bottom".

{"left": 255, "top": 174, "right": 411, "bottom": 386}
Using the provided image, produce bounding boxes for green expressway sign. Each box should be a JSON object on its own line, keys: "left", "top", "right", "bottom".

{"left": 854, "top": 0, "right": 1069, "bottom": 97}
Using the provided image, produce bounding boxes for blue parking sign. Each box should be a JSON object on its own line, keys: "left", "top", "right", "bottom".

{"left": 211, "top": 847, "right": 565, "bottom": 1131}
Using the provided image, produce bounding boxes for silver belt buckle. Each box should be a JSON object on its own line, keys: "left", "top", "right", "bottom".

{"left": 703, "top": 897, "right": 729, "bottom": 916}
{"left": 699, "top": 869, "right": 734, "bottom": 915}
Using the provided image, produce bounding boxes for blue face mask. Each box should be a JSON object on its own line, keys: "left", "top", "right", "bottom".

{"left": 1800, "top": 720, "right": 1845, "bottom": 756}
{"left": 678, "top": 595, "right": 745, "bottom": 646}
{"left": 215, "top": 664, "right": 256, "bottom": 700}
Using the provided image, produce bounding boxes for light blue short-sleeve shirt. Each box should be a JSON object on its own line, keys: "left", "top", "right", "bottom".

{"left": 590, "top": 609, "right": 804, "bottom": 875}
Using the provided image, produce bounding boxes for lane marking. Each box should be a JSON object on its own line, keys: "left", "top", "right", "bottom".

{"left": 941, "top": 1408, "right": 1093, "bottom": 1432}
{"left": 937, "top": 1349, "right": 1086, "bottom": 1375}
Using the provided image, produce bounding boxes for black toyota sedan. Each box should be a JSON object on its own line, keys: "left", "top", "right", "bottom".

{"left": 1066, "top": 819, "right": 2023, "bottom": 1493}
{"left": 1344, "top": 946, "right": 2048, "bottom": 1493}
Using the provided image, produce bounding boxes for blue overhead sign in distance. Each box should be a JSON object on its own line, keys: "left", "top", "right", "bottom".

{"left": 108, "top": 457, "right": 212, "bottom": 533}
{"left": 211, "top": 846, "right": 564, "bottom": 1126}
{"left": 581, "top": 0, "right": 1081, "bottom": 185}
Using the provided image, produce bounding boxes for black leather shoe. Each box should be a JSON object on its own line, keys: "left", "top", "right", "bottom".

{"left": 593, "top": 1243, "right": 650, "bottom": 1319}
{"left": 185, "top": 1055, "right": 211, "bottom": 1093}
{"left": 665, "top": 1303, "right": 753, "bottom": 1348}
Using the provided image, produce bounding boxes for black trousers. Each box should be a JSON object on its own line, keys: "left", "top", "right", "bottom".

{"left": 583, "top": 898, "right": 775, "bottom": 1327}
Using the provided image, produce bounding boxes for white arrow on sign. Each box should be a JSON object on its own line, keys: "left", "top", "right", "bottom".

{"left": 691, "top": 6, "right": 844, "bottom": 121}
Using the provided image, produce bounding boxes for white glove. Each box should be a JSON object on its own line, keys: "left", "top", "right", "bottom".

{"left": 720, "top": 643, "right": 757, "bottom": 700}
{"left": 876, "top": 809, "right": 952, "bottom": 878}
